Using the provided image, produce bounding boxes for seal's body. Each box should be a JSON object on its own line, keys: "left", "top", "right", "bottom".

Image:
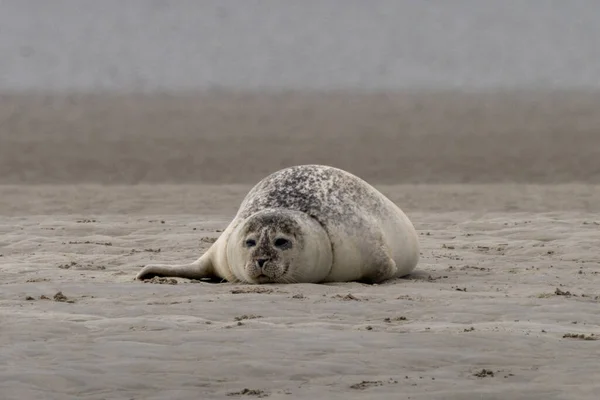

{"left": 137, "top": 165, "right": 419, "bottom": 284}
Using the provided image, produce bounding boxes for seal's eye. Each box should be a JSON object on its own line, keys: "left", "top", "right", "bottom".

{"left": 245, "top": 239, "right": 256, "bottom": 247}
{"left": 274, "top": 238, "right": 291, "bottom": 249}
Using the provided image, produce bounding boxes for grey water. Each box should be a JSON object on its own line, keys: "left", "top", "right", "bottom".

{"left": 2, "top": 0, "right": 600, "bottom": 92}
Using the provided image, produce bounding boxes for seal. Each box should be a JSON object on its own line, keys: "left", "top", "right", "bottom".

{"left": 136, "top": 165, "right": 419, "bottom": 284}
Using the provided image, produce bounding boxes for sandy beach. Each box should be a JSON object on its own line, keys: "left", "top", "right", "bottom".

{"left": 1, "top": 183, "right": 599, "bottom": 400}
{"left": 1, "top": 92, "right": 600, "bottom": 399}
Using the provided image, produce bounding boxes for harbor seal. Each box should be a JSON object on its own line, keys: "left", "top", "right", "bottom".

{"left": 136, "top": 165, "right": 419, "bottom": 284}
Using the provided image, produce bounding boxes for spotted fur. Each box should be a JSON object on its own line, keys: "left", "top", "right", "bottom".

{"left": 238, "top": 164, "right": 389, "bottom": 231}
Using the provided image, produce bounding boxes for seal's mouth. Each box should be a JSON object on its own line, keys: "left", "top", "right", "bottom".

{"left": 250, "top": 270, "right": 288, "bottom": 284}
{"left": 245, "top": 260, "right": 292, "bottom": 284}
{"left": 254, "top": 274, "right": 273, "bottom": 283}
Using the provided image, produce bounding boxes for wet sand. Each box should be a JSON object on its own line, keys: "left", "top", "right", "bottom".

{"left": 1, "top": 90, "right": 599, "bottom": 184}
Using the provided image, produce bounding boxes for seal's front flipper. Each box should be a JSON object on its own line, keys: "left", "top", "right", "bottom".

{"left": 136, "top": 255, "right": 214, "bottom": 281}
{"left": 360, "top": 245, "right": 398, "bottom": 284}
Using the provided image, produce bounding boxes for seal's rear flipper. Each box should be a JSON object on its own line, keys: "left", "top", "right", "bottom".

{"left": 136, "top": 255, "right": 214, "bottom": 281}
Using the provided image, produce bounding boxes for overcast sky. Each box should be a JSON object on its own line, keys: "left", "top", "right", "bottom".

{"left": 2, "top": 0, "right": 599, "bottom": 92}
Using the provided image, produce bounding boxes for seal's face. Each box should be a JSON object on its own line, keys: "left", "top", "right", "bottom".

{"left": 227, "top": 209, "right": 333, "bottom": 284}
{"left": 238, "top": 212, "right": 303, "bottom": 283}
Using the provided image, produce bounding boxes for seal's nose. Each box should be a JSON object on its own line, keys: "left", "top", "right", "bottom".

{"left": 256, "top": 258, "right": 268, "bottom": 268}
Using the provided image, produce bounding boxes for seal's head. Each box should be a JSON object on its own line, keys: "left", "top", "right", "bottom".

{"left": 227, "top": 209, "right": 332, "bottom": 284}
